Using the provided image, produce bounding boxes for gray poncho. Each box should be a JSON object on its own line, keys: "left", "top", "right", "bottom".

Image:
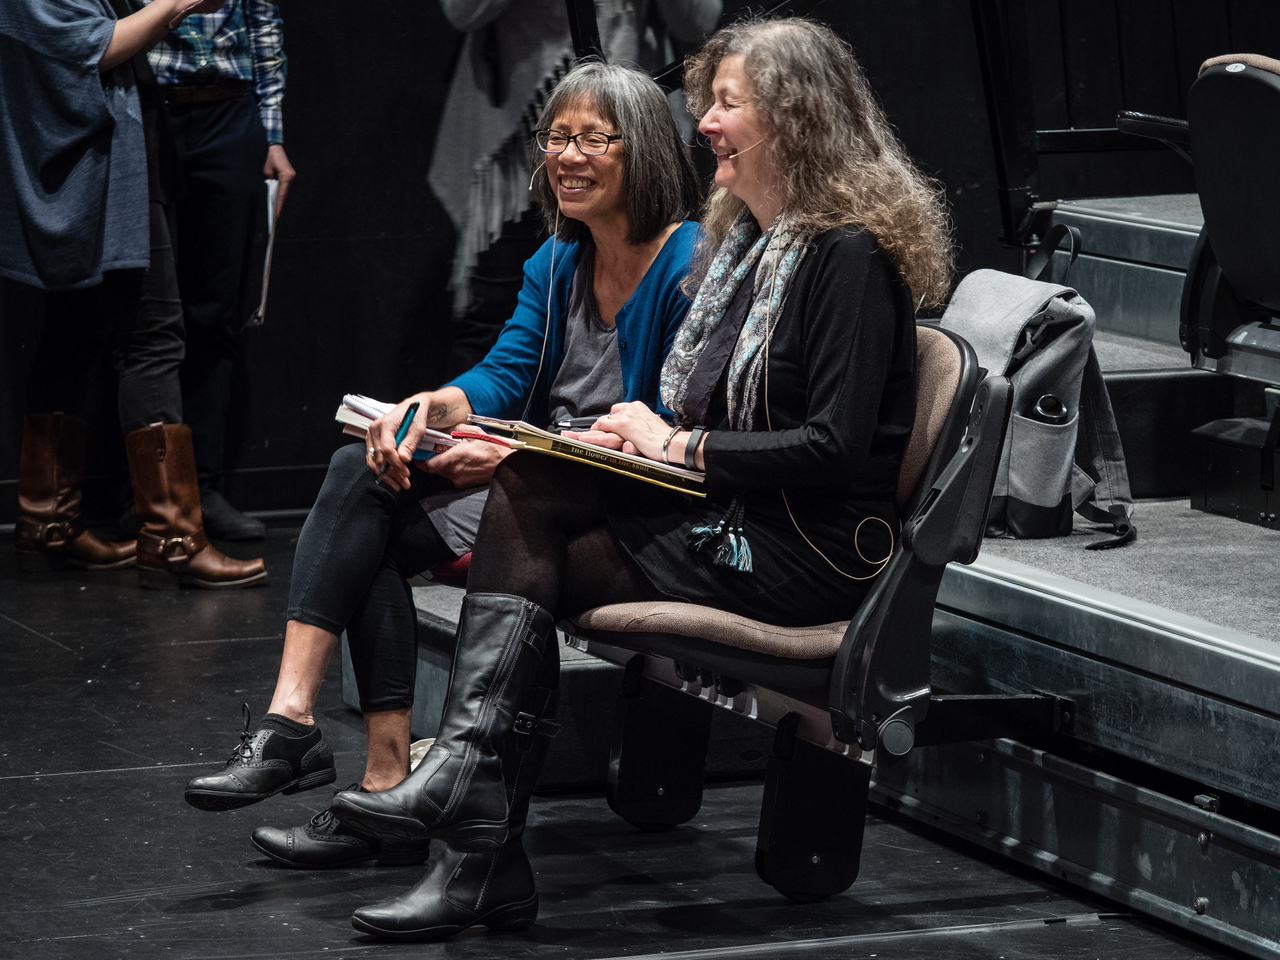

{"left": 0, "top": 0, "right": 149, "bottom": 291}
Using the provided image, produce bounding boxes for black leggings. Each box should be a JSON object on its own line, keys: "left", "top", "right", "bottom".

{"left": 468, "top": 453, "right": 664, "bottom": 619}
{"left": 287, "top": 443, "right": 458, "bottom": 713}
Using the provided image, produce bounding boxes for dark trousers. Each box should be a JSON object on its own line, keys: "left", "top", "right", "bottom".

{"left": 26, "top": 201, "right": 185, "bottom": 431}
{"left": 287, "top": 444, "right": 458, "bottom": 713}
{"left": 166, "top": 93, "right": 267, "bottom": 491}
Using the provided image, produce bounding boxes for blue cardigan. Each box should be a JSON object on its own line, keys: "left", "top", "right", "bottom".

{"left": 448, "top": 220, "right": 699, "bottom": 427}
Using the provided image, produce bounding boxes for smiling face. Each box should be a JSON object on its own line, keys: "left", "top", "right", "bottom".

{"left": 698, "top": 55, "right": 778, "bottom": 225}
{"left": 544, "top": 100, "right": 627, "bottom": 235}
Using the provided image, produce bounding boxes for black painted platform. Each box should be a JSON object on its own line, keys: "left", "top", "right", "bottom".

{"left": 0, "top": 529, "right": 1240, "bottom": 959}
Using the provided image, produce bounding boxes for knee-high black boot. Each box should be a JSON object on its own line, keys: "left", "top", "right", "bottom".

{"left": 349, "top": 687, "right": 559, "bottom": 941}
{"left": 332, "top": 593, "right": 554, "bottom": 851}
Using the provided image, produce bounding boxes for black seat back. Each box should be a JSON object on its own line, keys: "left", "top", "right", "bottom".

{"left": 1190, "top": 56, "right": 1280, "bottom": 318}
{"left": 829, "top": 328, "right": 1013, "bottom": 752}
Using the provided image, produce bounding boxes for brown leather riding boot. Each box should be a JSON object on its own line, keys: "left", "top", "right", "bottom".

{"left": 124, "top": 423, "right": 268, "bottom": 589}
{"left": 16, "top": 413, "right": 136, "bottom": 572}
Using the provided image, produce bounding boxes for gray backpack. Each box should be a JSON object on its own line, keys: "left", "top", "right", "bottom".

{"left": 938, "top": 264, "right": 1136, "bottom": 548}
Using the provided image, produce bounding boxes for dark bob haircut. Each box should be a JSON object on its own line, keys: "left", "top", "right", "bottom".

{"left": 529, "top": 60, "right": 703, "bottom": 246}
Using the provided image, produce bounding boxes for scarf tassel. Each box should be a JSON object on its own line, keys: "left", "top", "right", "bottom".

{"left": 687, "top": 497, "right": 753, "bottom": 574}
{"left": 713, "top": 526, "right": 753, "bottom": 573}
{"left": 687, "top": 521, "right": 722, "bottom": 551}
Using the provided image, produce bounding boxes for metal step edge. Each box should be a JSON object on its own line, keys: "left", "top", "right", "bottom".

{"left": 940, "top": 556, "right": 1280, "bottom": 716}
{"left": 872, "top": 737, "right": 1280, "bottom": 960}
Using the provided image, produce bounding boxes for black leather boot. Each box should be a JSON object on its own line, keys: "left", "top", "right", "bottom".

{"left": 331, "top": 593, "right": 554, "bottom": 851}
{"left": 350, "top": 689, "right": 560, "bottom": 941}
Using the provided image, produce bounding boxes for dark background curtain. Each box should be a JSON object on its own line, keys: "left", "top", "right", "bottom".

{"left": 3, "top": 0, "right": 1273, "bottom": 522}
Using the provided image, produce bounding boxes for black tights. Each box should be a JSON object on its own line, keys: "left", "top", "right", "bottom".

{"left": 468, "top": 454, "right": 664, "bottom": 620}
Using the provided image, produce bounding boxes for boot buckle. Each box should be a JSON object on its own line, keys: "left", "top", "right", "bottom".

{"left": 18, "top": 518, "right": 77, "bottom": 547}
{"left": 513, "top": 712, "right": 561, "bottom": 740}
{"left": 160, "top": 536, "right": 194, "bottom": 565}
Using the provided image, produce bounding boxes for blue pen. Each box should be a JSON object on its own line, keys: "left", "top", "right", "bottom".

{"left": 378, "top": 401, "right": 420, "bottom": 480}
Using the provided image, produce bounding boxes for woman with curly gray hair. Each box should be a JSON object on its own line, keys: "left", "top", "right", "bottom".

{"left": 333, "top": 18, "right": 954, "bottom": 940}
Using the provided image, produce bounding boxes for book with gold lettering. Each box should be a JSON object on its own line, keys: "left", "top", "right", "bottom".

{"left": 456, "top": 415, "right": 705, "bottom": 497}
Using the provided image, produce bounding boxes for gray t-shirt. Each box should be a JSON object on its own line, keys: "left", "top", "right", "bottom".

{"left": 421, "top": 247, "right": 623, "bottom": 556}
{"left": 546, "top": 245, "right": 624, "bottom": 423}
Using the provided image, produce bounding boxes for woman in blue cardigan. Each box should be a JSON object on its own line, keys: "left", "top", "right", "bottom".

{"left": 183, "top": 61, "right": 701, "bottom": 850}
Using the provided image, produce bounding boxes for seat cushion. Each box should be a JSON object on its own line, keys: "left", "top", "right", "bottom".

{"left": 570, "top": 602, "right": 849, "bottom": 659}
{"left": 1200, "top": 52, "right": 1280, "bottom": 78}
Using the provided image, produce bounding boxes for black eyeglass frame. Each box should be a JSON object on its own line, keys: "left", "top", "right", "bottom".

{"left": 534, "top": 130, "right": 624, "bottom": 156}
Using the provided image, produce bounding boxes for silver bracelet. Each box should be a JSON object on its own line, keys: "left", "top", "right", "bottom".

{"left": 661, "top": 425, "right": 681, "bottom": 465}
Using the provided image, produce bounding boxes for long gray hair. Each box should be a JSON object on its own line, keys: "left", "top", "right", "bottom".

{"left": 529, "top": 61, "right": 703, "bottom": 246}
{"left": 684, "top": 19, "right": 955, "bottom": 308}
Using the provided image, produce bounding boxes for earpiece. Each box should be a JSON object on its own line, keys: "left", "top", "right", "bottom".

{"left": 528, "top": 160, "right": 546, "bottom": 192}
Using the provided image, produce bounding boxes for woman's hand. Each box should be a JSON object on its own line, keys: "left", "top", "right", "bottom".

{"left": 100, "top": 0, "right": 227, "bottom": 72}
{"left": 567, "top": 401, "right": 673, "bottom": 461}
{"left": 422, "top": 439, "right": 512, "bottom": 489}
{"left": 365, "top": 387, "right": 472, "bottom": 491}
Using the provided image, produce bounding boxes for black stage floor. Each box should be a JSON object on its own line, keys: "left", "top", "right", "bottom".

{"left": 0, "top": 528, "right": 1240, "bottom": 959}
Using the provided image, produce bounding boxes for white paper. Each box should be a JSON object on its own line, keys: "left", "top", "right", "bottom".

{"left": 248, "top": 179, "right": 280, "bottom": 327}
{"left": 341, "top": 395, "right": 457, "bottom": 446}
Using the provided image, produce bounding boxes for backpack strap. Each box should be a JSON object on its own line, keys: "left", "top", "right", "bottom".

{"left": 1071, "top": 346, "right": 1137, "bottom": 549}
{"left": 1024, "top": 223, "right": 1083, "bottom": 284}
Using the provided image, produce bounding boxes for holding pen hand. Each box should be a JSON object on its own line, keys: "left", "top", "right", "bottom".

{"left": 373, "top": 402, "right": 420, "bottom": 484}
{"left": 365, "top": 386, "right": 475, "bottom": 490}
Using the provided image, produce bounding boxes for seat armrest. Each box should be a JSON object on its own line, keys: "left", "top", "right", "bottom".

{"left": 903, "top": 376, "right": 1012, "bottom": 566}
{"left": 1117, "top": 111, "right": 1191, "bottom": 150}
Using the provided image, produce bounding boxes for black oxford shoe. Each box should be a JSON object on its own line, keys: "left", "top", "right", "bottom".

{"left": 184, "top": 704, "right": 336, "bottom": 811}
{"left": 200, "top": 490, "right": 267, "bottom": 541}
{"left": 252, "top": 788, "right": 430, "bottom": 868}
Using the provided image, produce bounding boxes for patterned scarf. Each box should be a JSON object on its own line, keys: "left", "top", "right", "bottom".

{"left": 661, "top": 210, "right": 807, "bottom": 431}
{"left": 659, "top": 211, "right": 808, "bottom": 574}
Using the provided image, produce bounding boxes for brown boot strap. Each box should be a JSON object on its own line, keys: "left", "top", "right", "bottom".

{"left": 138, "top": 528, "right": 210, "bottom": 569}
{"left": 15, "top": 515, "right": 86, "bottom": 547}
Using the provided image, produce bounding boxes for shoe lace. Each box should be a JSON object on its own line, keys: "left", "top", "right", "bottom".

{"left": 226, "top": 702, "right": 255, "bottom": 765}
{"left": 309, "top": 785, "right": 360, "bottom": 831}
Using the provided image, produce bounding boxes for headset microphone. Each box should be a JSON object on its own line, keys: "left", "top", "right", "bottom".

{"left": 528, "top": 160, "right": 547, "bottom": 191}
{"left": 724, "top": 138, "right": 766, "bottom": 159}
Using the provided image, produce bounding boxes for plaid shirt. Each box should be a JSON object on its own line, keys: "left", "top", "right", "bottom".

{"left": 146, "top": 0, "right": 287, "bottom": 144}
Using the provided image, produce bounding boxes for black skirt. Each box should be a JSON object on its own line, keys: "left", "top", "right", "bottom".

{"left": 601, "top": 473, "right": 893, "bottom": 628}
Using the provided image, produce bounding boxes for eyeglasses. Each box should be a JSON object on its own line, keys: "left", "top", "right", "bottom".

{"left": 534, "top": 130, "right": 623, "bottom": 156}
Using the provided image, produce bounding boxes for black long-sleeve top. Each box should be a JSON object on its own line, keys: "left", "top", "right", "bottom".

{"left": 607, "top": 226, "right": 917, "bottom": 627}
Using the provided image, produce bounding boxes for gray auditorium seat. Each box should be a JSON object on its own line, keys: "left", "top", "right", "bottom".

{"left": 1180, "top": 54, "right": 1280, "bottom": 380}
{"left": 1119, "top": 54, "right": 1280, "bottom": 524}
{"left": 1119, "top": 54, "right": 1280, "bottom": 377}
{"left": 563, "top": 327, "right": 1069, "bottom": 903}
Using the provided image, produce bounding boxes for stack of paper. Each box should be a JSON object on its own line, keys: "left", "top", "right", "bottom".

{"left": 334, "top": 395, "right": 458, "bottom": 460}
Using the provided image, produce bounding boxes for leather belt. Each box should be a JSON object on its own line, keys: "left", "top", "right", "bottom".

{"left": 162, "top": 80, "right": 254, "bottom": 105}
